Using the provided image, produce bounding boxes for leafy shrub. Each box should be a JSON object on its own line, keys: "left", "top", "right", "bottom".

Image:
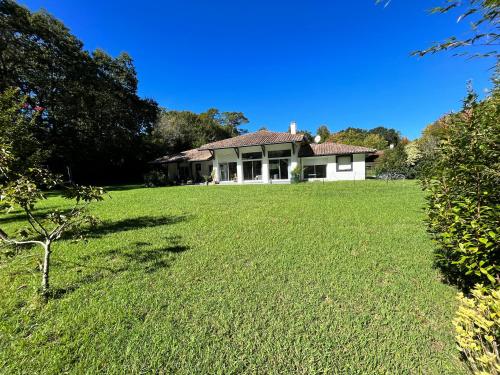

{"left": 291, "top": 165, "right": 302, "bottom": 183}
{"left": 454, "top": 284, "right": 500, "bottom": 375}
{"left": 374, "top": 143, "right": 416, "bottom": 179}
{"left": 144, "top": 170, "right": 167, "bottom": 187}
{"left": 423, "top": 85, "right": 500, "bottom": 290}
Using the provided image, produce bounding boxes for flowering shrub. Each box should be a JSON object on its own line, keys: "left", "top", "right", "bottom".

{"left": 454, "top": 284, "right": 500, "bottom": 375}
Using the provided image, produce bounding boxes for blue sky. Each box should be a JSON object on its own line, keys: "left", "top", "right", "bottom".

{"left": 20, "top": 0, "right": 494, "bottom": 139}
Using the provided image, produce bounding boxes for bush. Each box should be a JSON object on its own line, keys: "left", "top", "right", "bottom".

{"left": 423, "top": 85, "right": 500, "bottom": 290}
{"left": 144, "top": 170, "right": 167, "bottom": 187}
{"left": 454, "top": 284, "right": 500, "bottom": 375}
{"left": 374, "top": 143, "right": 416, "bottom": 179}
{"left": 291, "top": 165, "right": 302, "bottom": 183}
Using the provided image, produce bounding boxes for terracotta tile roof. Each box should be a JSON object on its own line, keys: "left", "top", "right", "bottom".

{"left": 299, "top": 142, "right": 376, "bottom": 157}
{"left": 150, "top": 148, "right": 213, "bottom": 164}
{"left": 198, "top": 130, "right": 304, "bottom": 150}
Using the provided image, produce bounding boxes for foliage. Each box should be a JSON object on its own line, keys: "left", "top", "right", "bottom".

{"left": 374, "top": 143, "right": 415, "bottom": 178}
{"left": 144, "top": 170, "right": 168, "bottom": 187}
{"left": 0, "top": 87, "right": 48, "bottom": 174}
{"left": 297, "top": 129, "right": 314, "bottom": 143}
{"left": 416, "top": 0, "right": 499, "bottom": 60}
{"left": 0, "top": 1, "right": 159, "bottom": 183}
{"left": 328, "top": 126, "right": 399, "bottom": 149}
{"left": 422, "top": 84, "right": 500, "bottom": 290}
{"left": 377, "top": 0, "right": 499, "bottom": 60}
{"left": 369, "top": 126, "right": 401, "bottom": 146}
{"left": 291, "top": 165, "right": 302, "bottom": 183}
{"left": 0, "top": 93, "right": 105, "bottom": 297}
{"left": 0, "top": 181, "right": 467, "bottom": 373}
{"left": 405, "top": 141, "right": 422, "bottom": 167}
{"left": 415, "top": 115, "right": 452, "bottom": 179}
{"left": 316, "top": 125, "right": 331, "bottom": 143}
{"left": 150, "top": 108, "right": 248, "bottom": 155}
{"left": 453, "top": 284, "right": 500, "bottom": 375}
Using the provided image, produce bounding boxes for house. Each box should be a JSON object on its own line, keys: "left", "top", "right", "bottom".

{"left": 151, "top": 122, "right": 375, "bottom": 183}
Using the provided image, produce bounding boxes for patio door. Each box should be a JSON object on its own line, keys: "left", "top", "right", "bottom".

{"left": 219, "top": 162, "right": 237, "bottom": 181}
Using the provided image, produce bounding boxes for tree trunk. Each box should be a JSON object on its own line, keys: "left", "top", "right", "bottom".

{"left": 42, "top": 241, "right": 51, "bottom": 297}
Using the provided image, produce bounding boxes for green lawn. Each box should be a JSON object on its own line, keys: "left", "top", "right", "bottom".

{"left": 0, "top": 181, "right": 465, "bottom": 374}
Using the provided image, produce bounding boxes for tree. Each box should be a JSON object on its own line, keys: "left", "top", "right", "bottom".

{"left": 150, "top": 108, "right": 249, "bottom": 156}
{"left": 0, "top": 87, "right": 47, "bottom": 174}
{"left": 362, "top": 133, "right": 388, "bottom": 149}
{"left": 316, "top": 125, "right": 331, "bottom": 143}
{"left": 297, "top": 129, "right": 314, "bottom": 143}
{"left": 368, "top": 126, "right": 401, "bottom": 146}
{"left": 328, "top": 127, "right": 368, "bottom": 145}
{"left": 328, "top": 127, "right": 391, "bottom": 149}
{"left": 374, "top": 143, "right": 413, "bottom": 178}
{"left": 0, "top": 1, "right": 159, "bottom": 183}
{"left": 0, "top": 90, "right": 105, "bottom": 298}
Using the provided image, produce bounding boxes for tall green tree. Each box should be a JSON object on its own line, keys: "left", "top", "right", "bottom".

{"left": 0, "top": 0, "right": 159, "bottom": 183}
{"left": 368, "top": 126, "right": 401, "bottom": 146}
{"left": 151, "top": 108, "right": 248, "bottom": 155}
{"left": 316, "top": 125, "right": 331, "bottom": 143}
{"left": 328, "top": 127, "right": 390, "bottom": 149}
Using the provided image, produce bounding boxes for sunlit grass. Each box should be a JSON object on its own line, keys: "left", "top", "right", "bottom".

{"left": 0, "top": 180, "right": 465, "bottom": 373}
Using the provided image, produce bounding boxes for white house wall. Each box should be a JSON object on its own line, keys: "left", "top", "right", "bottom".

{"left": 213, "top": 143, "right": 299, "bottom": 184}
{"left": 212, "top": 145, "right": 367, "bottom": 184}
{"left": 300, "top": 153, "right": 366, "bottom": 181}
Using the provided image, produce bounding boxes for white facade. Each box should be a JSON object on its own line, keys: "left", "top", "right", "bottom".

{"left": 212, "top": 143, "right": 367, "bottom": 184}
{"left": 300, "top": 153, "right": 366, "bottom": 181}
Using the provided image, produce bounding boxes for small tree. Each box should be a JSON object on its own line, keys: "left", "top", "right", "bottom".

{"left": 0, "top": 88, "right": 105, "bottom": 298}
{"left": 0, "top": 146, "right": 104, "bottom": 297}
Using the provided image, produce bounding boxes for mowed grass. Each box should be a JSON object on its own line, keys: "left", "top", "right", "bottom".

{"left": 0, "top": 181, "right": 465, "bottom": 374}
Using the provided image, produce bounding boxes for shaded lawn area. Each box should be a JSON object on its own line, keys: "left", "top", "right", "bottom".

{"left": 0, "top": 181, "right": 465, "bottom": 373}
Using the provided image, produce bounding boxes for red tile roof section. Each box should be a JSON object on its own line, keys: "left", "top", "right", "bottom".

{"left": 300, "top": 142, "right": 376, "bottom": 157}
{"left": 150, "top": 148, "right": 213, "bottom": 164}
{"left": 198, "top": 130, "right": 304, "bottom": 150}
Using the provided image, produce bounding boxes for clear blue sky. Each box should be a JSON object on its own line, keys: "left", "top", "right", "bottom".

{"left": 20, "top": 0, "right": 494, "bottom": 139}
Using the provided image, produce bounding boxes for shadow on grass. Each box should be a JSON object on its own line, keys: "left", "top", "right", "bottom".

{"left": 104, "top": 184, "right": 144, "bottom": 192}
{"left": 50, "top": 235, "right": 189, "bottom": 299}
{"left": 81, "top": 214, "right": 190, "bottom": 239}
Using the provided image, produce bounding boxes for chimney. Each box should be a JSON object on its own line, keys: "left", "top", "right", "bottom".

{"left": 290, "top": 121, "right": 297, "bottom": 135}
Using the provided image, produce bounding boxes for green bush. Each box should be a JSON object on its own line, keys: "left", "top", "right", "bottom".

{"left": 423, "top": 85, "right": 500, "bottom": 290}
{"left": 374, "top": 143, "right": 416, "bottom": 179}
{"left": 291, "top": 165, "right": 302, "bottom": 183}
{"left": 144, "top": 170, "right": 168, "bottom": 187}
{"left": 454, "top": 284, "right": 500, "bottom": 375}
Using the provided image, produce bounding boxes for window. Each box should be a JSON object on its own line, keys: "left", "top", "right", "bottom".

{"left": 304, "top": 165, "right": 327, "bottom": 179}
{"left": 219, "top": 162, "right": 237, "bottom": 181}
{"left": 336, "top": 155, "right": 353, "bottom": 172}
{"left": 268, "top": 149, "right": 291, "bottom": 158}
{"left": 243, "top": 160, "right": 262, "bottom": 180}
{"left": 269, "top": 159, "right": 289, "bottom": 180}
{"left": 242, "top": 152, "right": 262, "bottom": 160}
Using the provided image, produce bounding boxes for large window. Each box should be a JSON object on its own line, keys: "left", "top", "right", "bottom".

{"left": 336, "top": 155, "right": 353, "bottom": 172}
{"left": 268, "top": 149, "right": 291, "bottom": 158}
{"left": 304, "top": 165, "right": 327, "bottom": 179}
{"left": 269, "top": 159, "right": 289, "bottom": 180}
{"left": 243, "top": 160, "right": 262, "bottom": 180}
{"left": 242, "top": 152, "right": 262, "bottom": 160}
{"left": 220, "top": 162, "right": 237, "bottom": 181}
